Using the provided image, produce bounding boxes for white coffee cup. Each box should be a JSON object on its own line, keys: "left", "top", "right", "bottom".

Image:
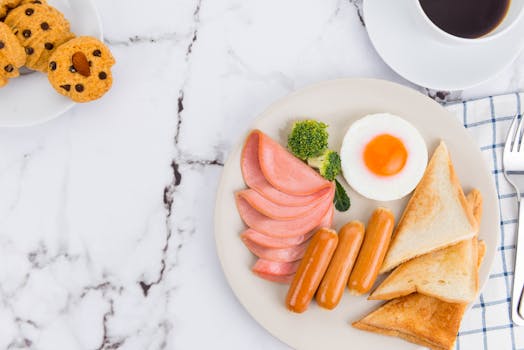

{"left": 413, "top": 0, "right": 524, "bottom": 44}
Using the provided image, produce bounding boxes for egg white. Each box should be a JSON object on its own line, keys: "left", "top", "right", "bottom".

{"left": 340, "top": 113, "right": 428, "bottom": 202}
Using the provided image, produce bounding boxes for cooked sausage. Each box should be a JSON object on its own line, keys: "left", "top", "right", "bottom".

{"left": 348, "top": 208, "right": 395, "bottom": 295}
{"left": 285, "top": 227, "right": 338, "bottom": 313}
{"left": 316, "top": 221, "right": 365, "bottom": 309}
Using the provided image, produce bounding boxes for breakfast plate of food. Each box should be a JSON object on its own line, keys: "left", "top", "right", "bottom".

{"left": 214, "top": 78, "right": 499, "bottom": 350}
{"left": 0, "top": 0, "right": 115, "bottom": 127}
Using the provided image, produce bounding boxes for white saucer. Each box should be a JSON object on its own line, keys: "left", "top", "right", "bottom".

{"left": 0, "top": 0, "right": 102, "bottom": 127}
{"left": 364, "top": 0, "right": 524, "bottom": 91}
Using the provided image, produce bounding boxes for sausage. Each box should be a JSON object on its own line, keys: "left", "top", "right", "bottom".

{"left": 316, "top": 221, "right": 365, "bottom": 309}
{"left": 348, "top": 208, "right": 395, "bottom": 295}
{"left": 285, "top": 227, "right": 338, "bottom": 313}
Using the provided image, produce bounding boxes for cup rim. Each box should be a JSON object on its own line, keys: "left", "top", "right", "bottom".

{"left": 415, "top": 0, "right": 524, "bottom": 43}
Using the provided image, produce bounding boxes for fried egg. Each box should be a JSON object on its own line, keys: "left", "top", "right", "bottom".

{"left": 340, "top": 113, "right": 428, "bottom": 201}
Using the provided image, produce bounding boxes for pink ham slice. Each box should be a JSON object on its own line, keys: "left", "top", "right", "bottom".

{"left": 241, "top": 235, "right": 309, "bottom": 262}
{"left": 252, "top": 259, "right": 300, "bottom": 283}
{"left": 241, "top": 130, "right": 333, "bottom": 206}
{"left": 236, "top": 188, "right": 332, "bottom": 220}
{"left": 235, "top": 188, "right": 334, "bottom": 238}
{"left": 254, "top": 272, "right": 294, "bottom": 284}
{"left": 256, "top": 130, "right": 332, "bottom": 195}
{"left": 253, "top": 270, "right": 295, "bottom": 284}
{"left": 241, "top": 229, "right": 315, "bottom": 249}
{"left": 247, "top": 207, "right": 334, "bottom": 282}
{"left": 318, "top": 204, "right": 334, "bottom": 228}
{"left": 240, "top": 205, "right": 334, "bottom": 249}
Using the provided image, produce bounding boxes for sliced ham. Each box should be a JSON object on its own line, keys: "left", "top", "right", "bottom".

{"left": 318, "top": 204, "right": 334, "bottom": 228}
{"left": 238, "top": 129, "right": 338, "bottom": 284}
{"left": 252, "top": 259, "right": 300, "bottom": 283}
{"left": 240, "top": 206, "right": 333, "bottom": 249}
{"left": 236, "top": 188, "right": 334, "bottom": 238}
{"left": 253, "top": 272, "right": 294, "bottom": 284}
{"left": 236, "top": 188, "right": 331, "bottom": 220}
{"left": 241, "top": 235, "right": 309, "bottom": 262}
{"left": 241, "top": 130, "right": 333, "bottom": 206}
{"left": 256, "top": 130, "right": 332, "bottom": 195}
{"left": 241, "top": 229, "right": 314, "bottom": 249}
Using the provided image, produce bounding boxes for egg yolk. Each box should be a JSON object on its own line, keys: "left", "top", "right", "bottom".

{"left": 363, "top": 134, "right": 408, "bottom": 176}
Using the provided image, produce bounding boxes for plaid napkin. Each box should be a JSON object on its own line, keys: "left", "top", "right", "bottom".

{"left": 446, "top": 93, "right": 524, "bottom": 350}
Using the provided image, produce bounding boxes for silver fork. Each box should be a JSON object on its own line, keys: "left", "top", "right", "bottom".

{"left": 503, "top": 113, "right": 524, "bottom": 325}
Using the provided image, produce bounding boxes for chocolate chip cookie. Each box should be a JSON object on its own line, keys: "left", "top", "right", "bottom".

{"left": 0, "top": 0, "right": 19, "bottom": 19}
{"left": 47, "top": 36, "right": 115, "bottom": 102}
{"left": 4, "top": 2, "right": 73, "bottom": 72}
{"left": 0, "top": 21, "right": 26, "bottom": 86}
{"left": 0, "top": 0, "right": 46, "bottom": 20}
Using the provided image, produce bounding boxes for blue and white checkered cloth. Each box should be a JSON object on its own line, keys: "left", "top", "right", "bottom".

{"left": 446, "top": 93, "right": 524, "bottom": 350}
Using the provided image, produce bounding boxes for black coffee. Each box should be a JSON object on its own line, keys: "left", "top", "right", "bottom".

{"left": 419, "top": 0, "right": 511, "bottom": 39}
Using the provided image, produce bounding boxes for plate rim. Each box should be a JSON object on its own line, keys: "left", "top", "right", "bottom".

{"left": 214, "top": 77, "right": 501, "bottom": 349}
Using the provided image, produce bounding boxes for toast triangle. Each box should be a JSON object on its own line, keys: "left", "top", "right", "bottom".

{"left": 379, "top": 141, "right": 477, "bottom": 273}
{"left": 353, "top": 293, "right": 467, "bottom": 350}
{"left": 352, "top": 240, "right": 485, "bottom": 350}
{"left": 369, "top": 238, "right": 478, "bottom": 303}
{"left": 370, "top": 188, "right": 482, "bottom": 303}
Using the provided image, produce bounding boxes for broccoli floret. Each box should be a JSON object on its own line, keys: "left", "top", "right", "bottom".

{"left": 307, "top": 149, "right": 341, "bottom": 181}
{"left": 287, "top": 120, "right": 329, "bottom": 160}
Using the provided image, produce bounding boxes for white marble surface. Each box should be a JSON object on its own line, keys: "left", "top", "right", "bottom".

{"left": 1, "top": 0, "right": 524, "bottom": 349}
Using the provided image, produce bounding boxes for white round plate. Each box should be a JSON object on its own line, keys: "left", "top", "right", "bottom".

{"left": 364, "top": 0, "right": 524, "bottom": 91}
{"left": 0, "top": 0, "right": 102, "bottom": 127}
{"left": 214, "top": 79, "right": 500, "bottom": 350}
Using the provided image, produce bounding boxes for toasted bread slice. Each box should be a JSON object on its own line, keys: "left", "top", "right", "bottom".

{"left": 466, "top": 189, "right": 483, "bottom": 226}
{"left": 380, "top": 142, "right": 478, "bottom": 273}
{"left": 369, "top": 238, "right": 478, "bottom": 303}
{"left": 353, "top": 293, "right": 466, "bottom": 350}
{"left": 478, "top": 240, "right": 486, "bottom": 266}
{"left": 468, "top": 189, "right": 485, "bottom": 268}
{"left": 353, "top": 237, "right": 486, "bottom": 350}
{"left": 370, "top": 188, "right": 482, "bottom": 303}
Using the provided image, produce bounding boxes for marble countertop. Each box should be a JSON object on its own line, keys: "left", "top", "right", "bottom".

{"left": 1, "top": 0, "right": 524, "bottom": 349}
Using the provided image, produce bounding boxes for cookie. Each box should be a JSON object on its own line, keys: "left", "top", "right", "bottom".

{"left": 4, "top": 2, "right": 73, "bottom": 72}
{"left": 0, "top": 0, "right": 19, "bottom": 19}
{"left": 0, "top": 22, "right": 25, "bottom": 82}
{"left": 48, "top": 36, "right": 115, "bottom": 103}
{"left": 0, "top": 0, "right": 46, "bottom": 21}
